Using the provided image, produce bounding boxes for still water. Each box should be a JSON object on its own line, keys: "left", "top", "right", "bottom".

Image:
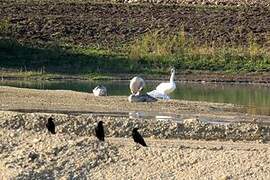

{"left": 0, "top": 80, "right": 269, "bottom": 115}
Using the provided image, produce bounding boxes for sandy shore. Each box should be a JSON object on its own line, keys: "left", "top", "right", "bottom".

{"left": 1, "top": 86, "right": 270, "bottom": 179}
{"left": 1, "top": 86, "right": 268, "bottom": 123}
{"left": 1, "top": 127, "right": 270, "bottom": 179}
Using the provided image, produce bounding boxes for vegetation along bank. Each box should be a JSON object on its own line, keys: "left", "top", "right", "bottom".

{"left": 0, "top": 0, "right": 270, "bottom": 80}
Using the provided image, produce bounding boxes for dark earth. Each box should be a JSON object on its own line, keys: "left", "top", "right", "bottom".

{"left": 1, "top": 1, "right": 270, "bottom": 48}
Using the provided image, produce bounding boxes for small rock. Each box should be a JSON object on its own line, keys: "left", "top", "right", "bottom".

{"left": 32, "top": 138, "right": 40, "bottom": 143}
{"left": 28, "top": 151, "right": 39, "bottom": 161}
{"left": 219, "top": 175, "right": 231, "bottom": 180}
{"left": 183, "top": 118, "right": 201, "bottom": 125}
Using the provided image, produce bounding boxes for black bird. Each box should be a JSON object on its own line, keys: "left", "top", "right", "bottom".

{"left": 46, "top": 117, "right": 56, "bottom": 134}
{"left": 95, "top": 121, "right": 105, "bottom": 141}
{"left": 132, "top": 128, "right": 147, "bottom": 147}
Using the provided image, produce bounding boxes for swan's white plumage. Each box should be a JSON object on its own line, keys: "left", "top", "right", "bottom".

{"left": 147, "top": 90, "right": 170, "bottom": 100}
{"left": 147, "top": 68, "right": 176, "bottom": 100}
{"left": 129, "top": 76, "right": 145, "bottom": 95}
{"left": 93, "top": 85, "right": 107, "bottom": 96}
{"left": 155, "top": 68, "right": 176, "bottom": 95}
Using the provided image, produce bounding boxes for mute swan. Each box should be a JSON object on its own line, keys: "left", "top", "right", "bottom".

{"left": 147, "top": 68, "right": 176, "bottom": 100}
{"left": 93, "top": 85, "right": 107, "bottom": 96}
{"left": 129, "top": 76, "right": 145, "bottom": 95}
{"left": 128, "top": 94, "right": 157, "bottom": 102}
{"left": 147, "top": 90, "right": 170, "bottom": 100}
{"left": 156, "top": 67, "right": 176, "bottom": 95}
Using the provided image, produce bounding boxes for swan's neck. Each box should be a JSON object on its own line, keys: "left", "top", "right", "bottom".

{"left": 170, "top": 71, "right": 175, "bottom": 83}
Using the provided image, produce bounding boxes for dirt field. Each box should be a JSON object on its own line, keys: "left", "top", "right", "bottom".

{"left": 1, "top": 1, "right": 270, "bottom": 47}
{"left": 123, "top": 0, "right": 270, "bottom": 6}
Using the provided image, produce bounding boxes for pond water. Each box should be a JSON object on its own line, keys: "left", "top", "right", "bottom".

{"left": 0, "top": 80, "right": 270, "bottom": 116}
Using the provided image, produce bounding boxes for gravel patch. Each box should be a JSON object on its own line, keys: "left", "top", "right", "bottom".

{"left": 0, "top": 111, "right": 268, "bottom": 141}
{"left": 1, "top": 111, "right": 270, "bottom": 179}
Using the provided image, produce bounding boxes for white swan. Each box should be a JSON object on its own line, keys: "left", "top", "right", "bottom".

{"left": 128, "top": 93, "right": 157, "bottom": 102}
{"left": 93, "top": 85, "right": 107, "bottom": 96}
{"left": 156, "top": 67, "right": 176, "bottom": 94}
{"left": 129, "top": 76, "right": 145, "bottom": 95}
{"left": 147, "top": 68, "right": 176, "bottom": 99}
{"left": 147, "top": 90, "right": 170, "bottom": 100}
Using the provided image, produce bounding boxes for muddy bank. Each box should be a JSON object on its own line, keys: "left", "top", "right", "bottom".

{"left": 2, "top": 69, "right": 270, "bottom": 84}
{"left": 0, "top": 86, "right": 241, "bottom": 114}
{"left": 2, "top": 85, "right": 270, "bottom": 121}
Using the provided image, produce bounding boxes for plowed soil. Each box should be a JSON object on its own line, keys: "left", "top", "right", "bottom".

{"left": 1, "top": 1, "right": 270, "bottom": 48}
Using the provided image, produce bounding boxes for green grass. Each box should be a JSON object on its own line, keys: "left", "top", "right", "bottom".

{"left": 0, "top": 38, "right": 131, "bottom": 73}
{"left": 0, "top": 30, "right": 270, "bottom": 79}
{"left": 128, "top": 31, "right": 270, "bottom": 73}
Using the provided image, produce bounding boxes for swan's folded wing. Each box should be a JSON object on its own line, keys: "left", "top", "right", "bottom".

{"left": 147, "top": 90, "right": 170, "bottom": 100}
{"left": 156, "top": 83, "right": 167, "bottom": 92}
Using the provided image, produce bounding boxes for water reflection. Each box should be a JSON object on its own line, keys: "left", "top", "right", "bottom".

{"left": 172, "top": 83, "right": 270, "bottom": 115}
{"left": 128, "top": 111, "right": 179, "bottom": 121}
{"left": 0, "top": 80, "right": 270, "bottom": 115}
